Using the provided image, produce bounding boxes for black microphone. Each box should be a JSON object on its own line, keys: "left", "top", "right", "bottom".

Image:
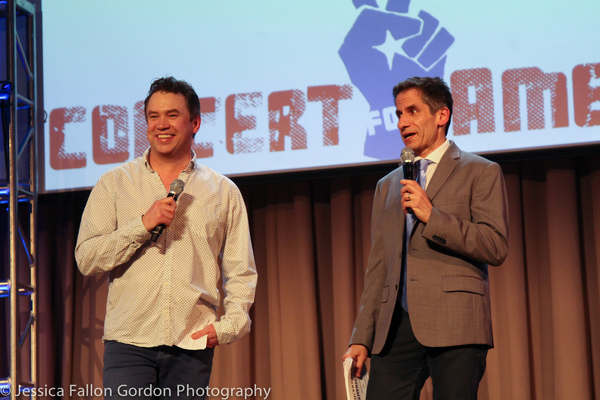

{"left": 400, "top": 147, "right": 415, "bottom": 214}
{"left": 400, "top": 147, "right": 415, "bottom": 181}
{"left": 151, "top": 179, "right": 185, "bottom": 242}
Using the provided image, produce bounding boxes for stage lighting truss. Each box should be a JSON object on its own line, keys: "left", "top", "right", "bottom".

{"left": 0, "top": 1, "right": 39, "bottom": 400}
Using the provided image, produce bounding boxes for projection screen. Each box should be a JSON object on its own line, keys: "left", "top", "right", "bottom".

{"left": 41, "top": 0, "right": 600, "bottom": 192}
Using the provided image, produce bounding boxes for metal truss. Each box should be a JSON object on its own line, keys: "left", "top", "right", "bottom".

{"left": 0, "top": 0, "right": 39, "bottom": 399}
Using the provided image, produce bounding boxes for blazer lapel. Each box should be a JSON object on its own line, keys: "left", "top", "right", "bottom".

{"left": 426, "top": 141, "right": 461, "bottom": 202}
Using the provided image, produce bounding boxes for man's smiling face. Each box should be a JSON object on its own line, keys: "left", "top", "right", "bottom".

{"left": 146, "top": 91, "right": 200, "bottom": 162}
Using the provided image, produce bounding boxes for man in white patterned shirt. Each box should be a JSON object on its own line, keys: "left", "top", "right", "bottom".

{"left": 76, "top": 77, "right": 257, "bottom": 399}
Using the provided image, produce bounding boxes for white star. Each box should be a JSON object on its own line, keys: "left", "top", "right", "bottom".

{"left": 373, "top": 30, "right": 404, "bottom": 70}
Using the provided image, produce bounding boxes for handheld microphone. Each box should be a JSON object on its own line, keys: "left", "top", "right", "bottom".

{"left": 151, "top": 179, "right": 185, "bottom": 242}
{"left": 400, "top": 147, "right": 415, "bottom": 181}
{"left": 400, "top": 147, "right": 415, "bottom": 214}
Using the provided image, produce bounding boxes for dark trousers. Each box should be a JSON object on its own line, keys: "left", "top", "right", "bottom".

{"left": 103, "top": 341, "right": 214, "bottom": 400}
{"left": 367, "top": 307, "right": 488, "bottom": 400}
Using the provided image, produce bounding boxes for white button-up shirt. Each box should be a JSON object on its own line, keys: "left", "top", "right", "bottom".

{"left": 75, "top": 149, "right": 257, "bottom": 347}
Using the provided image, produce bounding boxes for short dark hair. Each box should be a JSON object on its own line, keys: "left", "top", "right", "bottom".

{"left": 144, "top": 76, "right": 201, "bottom": 121}
{"left": 392, "top": 77, "right": 453, "bottom": 135}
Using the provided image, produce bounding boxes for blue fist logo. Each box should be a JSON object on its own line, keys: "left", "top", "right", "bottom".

{"left": 339, "top": 0, "right": 454, "bottom": 160}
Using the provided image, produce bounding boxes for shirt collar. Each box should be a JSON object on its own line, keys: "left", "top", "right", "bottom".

{"left": 143, "top": 148, "right": 198, "bottom": 172}
{"left": 415, "top": 139, "right": 450, "bottom": 165}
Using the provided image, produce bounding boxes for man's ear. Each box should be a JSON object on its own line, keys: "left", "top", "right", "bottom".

{"left": 437, "top": 107, "right": 450, "bottom": 127}
{"left": 192, "top": 115, "right": 201, "bottom": 133}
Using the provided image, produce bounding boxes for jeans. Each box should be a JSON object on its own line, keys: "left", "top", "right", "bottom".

{"left": 366, "top": 307, "right": 488, "bottom": 400}
{"left": 103, "top": 341, "right": 214, "bottom": 400}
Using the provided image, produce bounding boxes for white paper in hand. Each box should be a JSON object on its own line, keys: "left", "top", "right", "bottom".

{"left": 174, "top": 303, "right": 217, "bottom": 350}
{"left": 343, "top": 358, "right": 369, "bottom": 400}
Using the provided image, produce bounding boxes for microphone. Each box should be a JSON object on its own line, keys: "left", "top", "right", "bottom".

{"left": 400, "top": 147, "right": 415, "bottom": 214}
{"left": 151, "top": 179, "right": 185, "bottom": 242}
{"left": 400, "top": 147, "right": 415, "bottom": 181}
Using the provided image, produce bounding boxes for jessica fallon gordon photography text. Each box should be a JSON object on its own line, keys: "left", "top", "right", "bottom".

{"left": 11, "top": 384, "right": 272, "bottom": 399}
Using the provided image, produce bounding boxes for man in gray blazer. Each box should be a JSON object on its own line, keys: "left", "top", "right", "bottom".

{"left": 343, "top": 77, "right": 508, "bottom": 399}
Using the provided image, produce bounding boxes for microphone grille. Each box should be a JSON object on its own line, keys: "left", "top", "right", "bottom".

{"left": 400, "top": 147, "right": 415, "bottom": 163}
{"left": 169, "top": 179, "right": 185, "bottom": 196}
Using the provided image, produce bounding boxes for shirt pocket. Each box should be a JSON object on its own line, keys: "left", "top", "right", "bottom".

{"left": 188, "top": 211, "right": 221, "bottom": 239}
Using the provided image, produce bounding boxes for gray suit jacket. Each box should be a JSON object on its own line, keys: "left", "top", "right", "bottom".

{"left": 350, "top": 141, "right": 509, "bottom": 354}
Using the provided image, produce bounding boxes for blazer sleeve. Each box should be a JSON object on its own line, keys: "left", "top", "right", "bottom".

{"left": 422, "top": 161, "right": 509, "bottom": 266}
{"left": 349, "top": 181, "right": 389, "bottom": 351}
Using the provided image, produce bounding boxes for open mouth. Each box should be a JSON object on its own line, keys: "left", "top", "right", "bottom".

{"left": 157, "top": 134, "right": 174, "bottom": 139}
